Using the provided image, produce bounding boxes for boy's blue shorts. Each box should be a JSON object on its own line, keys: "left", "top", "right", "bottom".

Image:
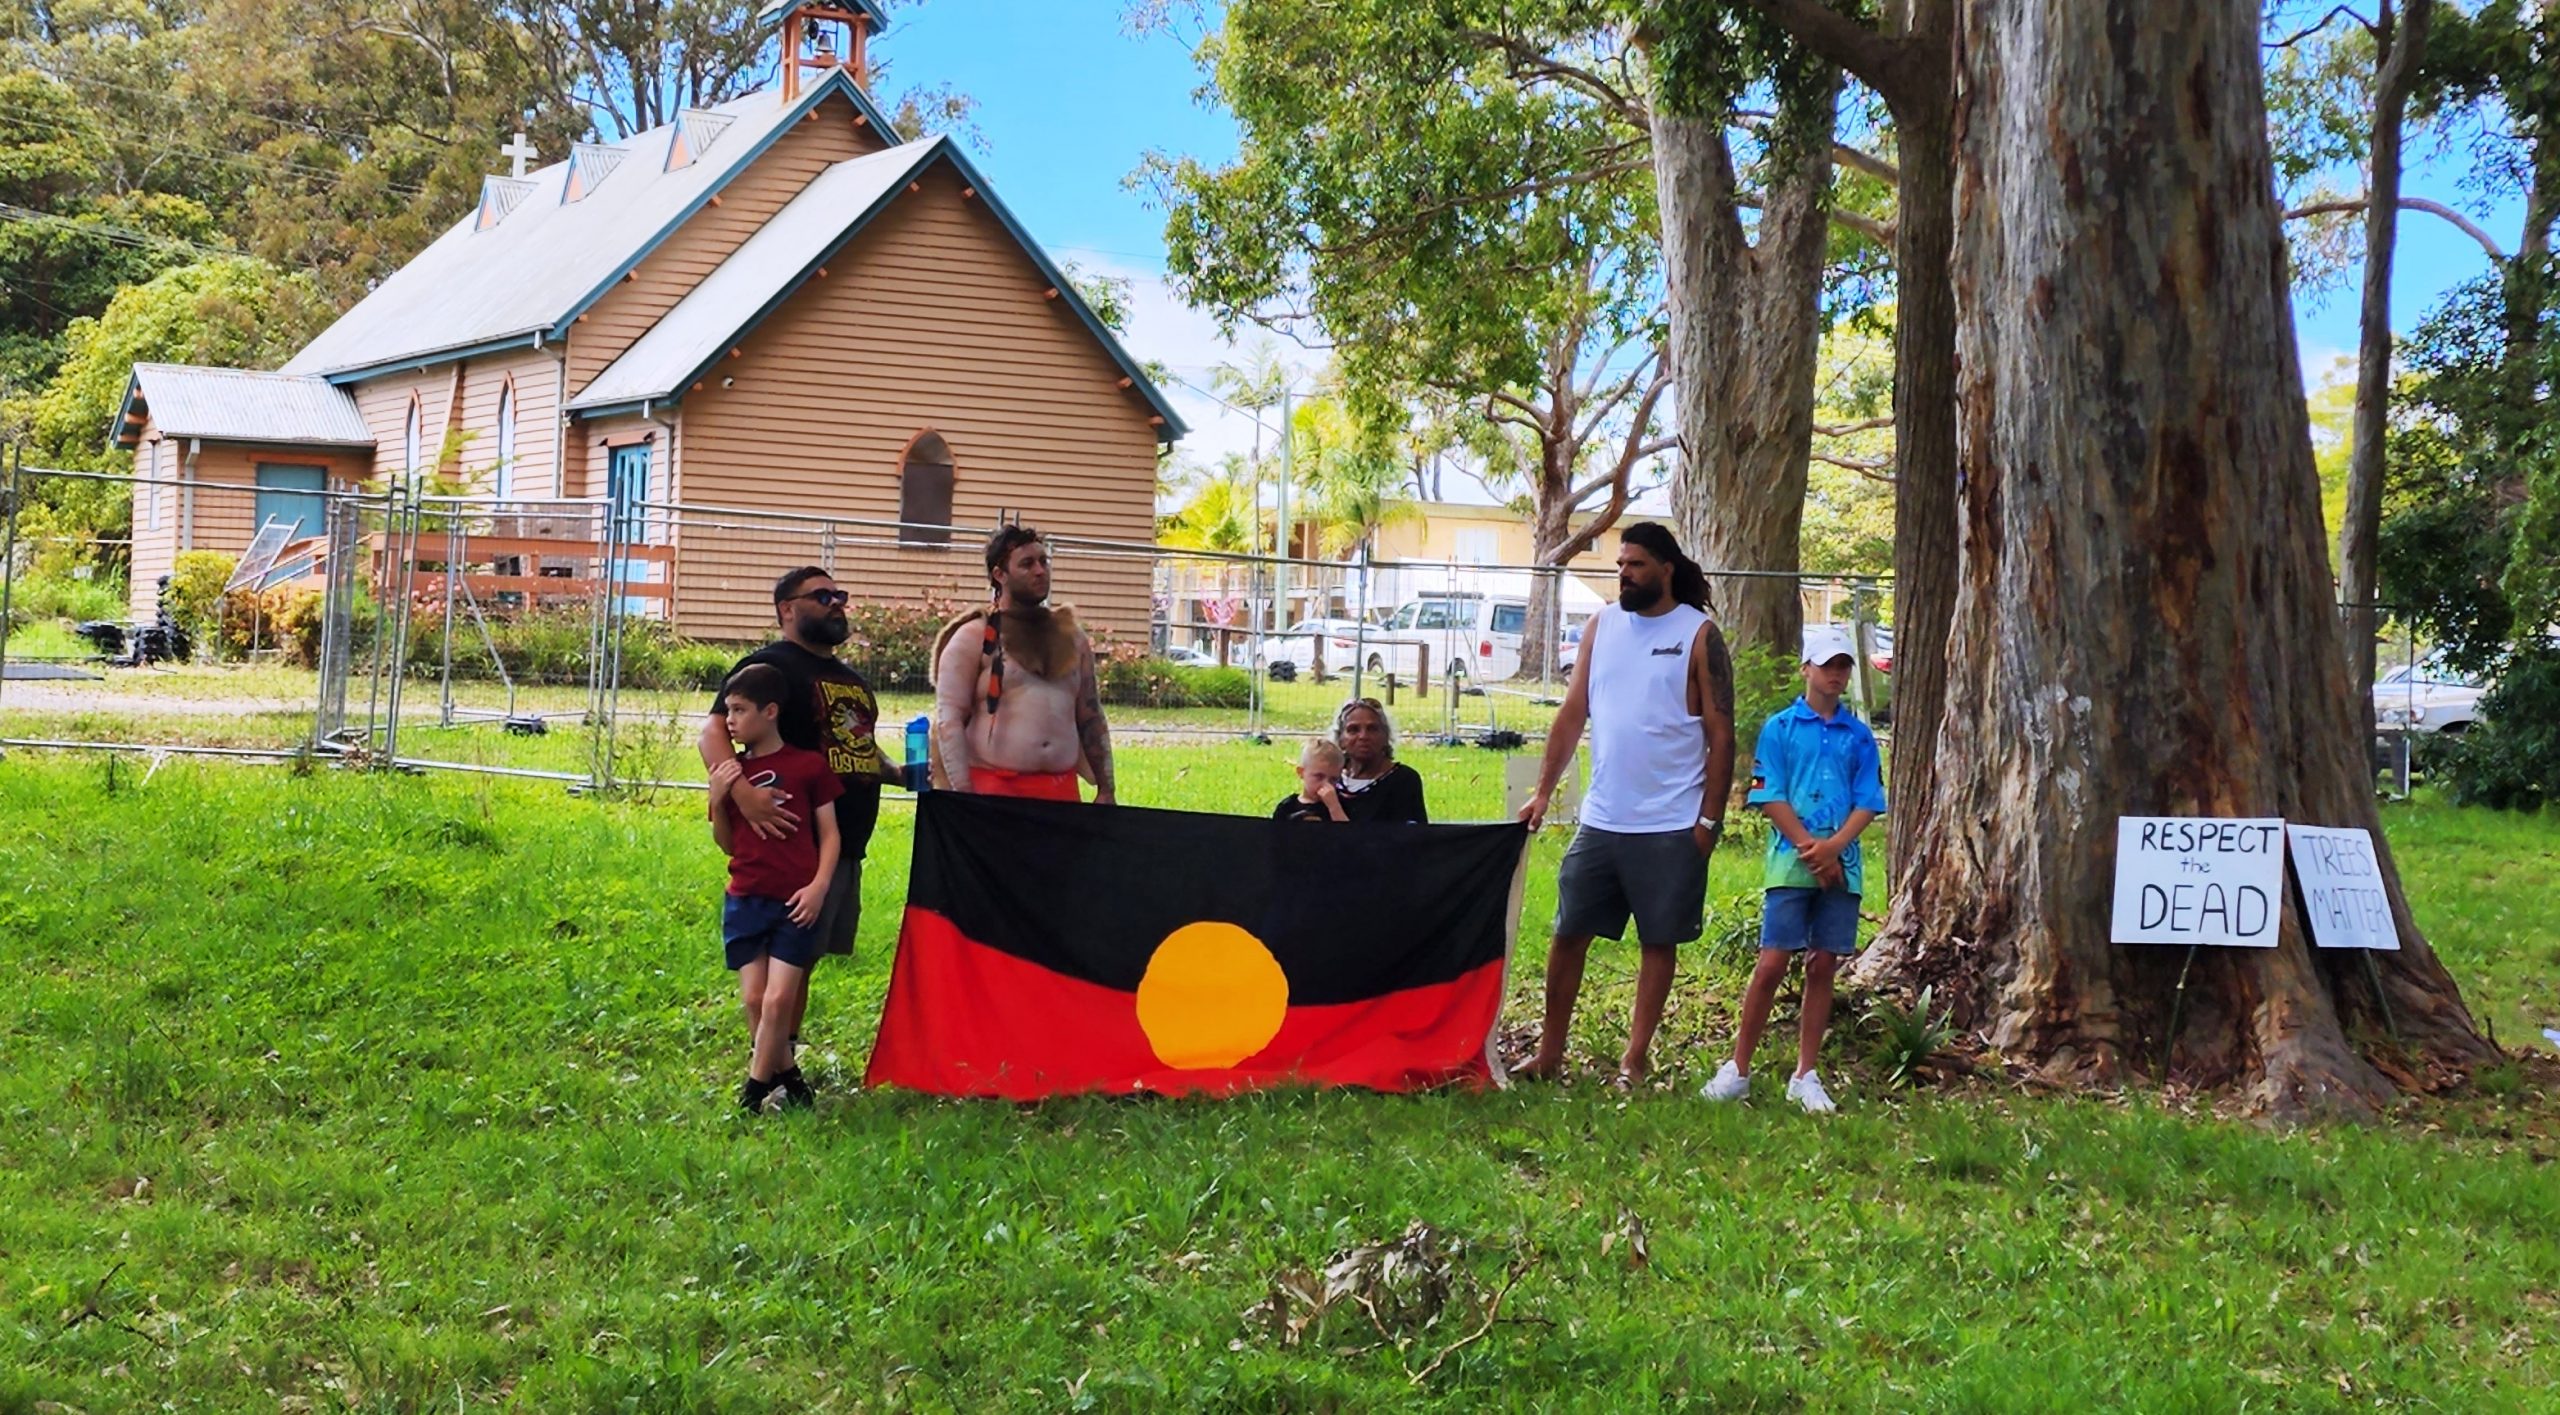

{"left": 1760, "top": 887, "right": 1862, "bottom": 956}
{"left": 723, "top": 893, "right": 822, "bottom": 970}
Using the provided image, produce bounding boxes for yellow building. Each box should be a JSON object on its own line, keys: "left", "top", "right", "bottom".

{"left": 1366, "top": 501, "right": 1635, "bottom": 577}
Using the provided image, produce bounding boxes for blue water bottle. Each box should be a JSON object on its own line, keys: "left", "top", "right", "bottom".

{"left": 904, "top": 715, "right": 931, "bottom": 793}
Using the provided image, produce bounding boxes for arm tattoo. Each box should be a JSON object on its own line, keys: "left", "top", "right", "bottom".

{"left": 1702, "top": 623, "right": 1736, "bottom": 725}
{"left": 1075, "top": 641, "right": 1115, "bottom": 794}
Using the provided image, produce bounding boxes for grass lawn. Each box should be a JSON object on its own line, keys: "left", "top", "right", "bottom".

{"left": 0, "top": 750, "right": 2554, "bottom": 1411}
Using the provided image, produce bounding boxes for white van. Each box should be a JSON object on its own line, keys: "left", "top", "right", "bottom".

{"left": 1365, "top": 594, "right": 1569, "bottom": 683}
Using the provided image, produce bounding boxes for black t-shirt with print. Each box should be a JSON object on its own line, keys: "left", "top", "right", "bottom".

{"left": 715, "top": 640, "right": 886, "bottom": 852}
{"left": 1272, "top": 795, "right": 1337, "bottom": 823}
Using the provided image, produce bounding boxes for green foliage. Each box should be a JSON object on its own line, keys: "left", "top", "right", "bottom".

{"left": 2436, "top": 645, "right": 2560, "bottom": 812}
{"left": 161, "top": 549, "right": 238, "bottom": 644}
{"left": 1097, "top": 643, "right": 1255, "bottom": 708}
{"left": 839, "top": 597, "right": 955, "bottom": 693}
{"left": 1729, "top": 639, "right": 1802, "bottom": 741}
{"left": 18, "top": 256, "right": 333, "bottom": 496}
{"left": 2379, "top": 274, "right": 2551, "bottom": 673}
{"left": 2, "top": 565, "right": 125, "bottom": 630}
{"left": 1865, "top": 985, "right": 1956, "bottom": 1089}
{"left": 1149, "top": 0, "right": 1661, "bottom": 439}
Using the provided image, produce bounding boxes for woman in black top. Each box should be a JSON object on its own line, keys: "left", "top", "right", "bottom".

{"left": 1330, "top": 698, "right": 1428, "bottom": 823}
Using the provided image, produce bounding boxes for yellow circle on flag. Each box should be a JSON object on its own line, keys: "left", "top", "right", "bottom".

{"left": 1134, "top": 922, "right": 1289, "bottom": 1070}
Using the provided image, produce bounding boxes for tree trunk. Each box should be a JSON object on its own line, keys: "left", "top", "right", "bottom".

{"left": 2339, "top": 0, "right": 2430, "bottom": 712}
{"left": 1654, "top": 79, "right": 1840, "bottom": 659}
{"left": 1878, "top": 0, "right": 1960, "bottom": 901}
{"left": 1867, "top": 0, "right": 2495, "bottom": 1117}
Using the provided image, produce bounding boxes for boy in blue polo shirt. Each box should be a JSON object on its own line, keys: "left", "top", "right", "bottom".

{"left": 1702, "top": 626, "right": 1886, "bottom": 1113}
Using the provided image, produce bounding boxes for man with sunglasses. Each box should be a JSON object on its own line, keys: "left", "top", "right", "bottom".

{"left": 696, "top": 568, "right": 888, "bottom": 1090}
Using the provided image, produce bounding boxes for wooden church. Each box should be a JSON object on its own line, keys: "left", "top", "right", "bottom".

{"left": 112, "top": 0, "right": 1183, "bottom": 639}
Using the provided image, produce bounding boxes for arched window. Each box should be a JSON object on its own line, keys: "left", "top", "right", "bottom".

{"left": 493, "top": 381, "right": 517, "bottom": 501}
{"left": 898, "top": 430, "right": 955, "bottom": 547}
{"left": 402, "top": 395, "right": 423, "bottom": 488}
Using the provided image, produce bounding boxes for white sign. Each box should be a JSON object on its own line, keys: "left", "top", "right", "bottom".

{"left": 2111, "top": 817, "right": 2286, "bottom": 947}
{"left": 2285, "top": 824, "right": 2400, "bottom": 951}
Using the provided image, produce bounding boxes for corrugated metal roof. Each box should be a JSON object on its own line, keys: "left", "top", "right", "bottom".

{"left": 569, "top": 140, "right": 939, "bottom": 411}
{"left": 280, "top": 74, "right": 896, "bottom": 380}
{"left": 566, "top": 136, "right": 1190, "bottom": 442}
{"left": 116, "top": 364, "right": 374, "bottom": 448}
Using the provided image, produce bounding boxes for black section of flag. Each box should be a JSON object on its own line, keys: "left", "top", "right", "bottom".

{"left": 908, "top": 793, "right": 1526, "bottom": 1006}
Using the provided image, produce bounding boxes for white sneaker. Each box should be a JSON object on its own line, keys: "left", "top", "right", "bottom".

{"left": 1700, "top": 1060, "right": 1749, "bottom": 1102}
{"left": 1786, "top": 1070, "right": 1837, "bottom": 1114}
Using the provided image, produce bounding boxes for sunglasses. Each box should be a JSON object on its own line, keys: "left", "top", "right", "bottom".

{"left": 785, "top": 588, "right": 851, "bottom": 608}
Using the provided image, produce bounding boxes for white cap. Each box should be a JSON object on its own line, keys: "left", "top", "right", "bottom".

{"left": 1802, "top": 624, "right": 1857, "bottom": 666}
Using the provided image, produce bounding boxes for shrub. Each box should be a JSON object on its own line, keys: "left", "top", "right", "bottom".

{"left": 4, "top": 567, "right": 127, "bottom": 629}
{"left": 1094, "top": 642, "right": 1254, "bottom": 709}
{"left": 1730, "top": 639, "right": 1802, "bottom": 740}
{"left": 2439, "top": 643, "right": 2560, "bottom": 811}
{"left": 840, "top": 597, "right": 955, "bottom": 691}
{"left": 163, "top": 551, "right": 238, "bottom": 648}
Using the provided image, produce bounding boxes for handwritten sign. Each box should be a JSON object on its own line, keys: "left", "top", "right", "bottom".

{"left": 2285, "top": 825, "right": 2400, "bottom": 951}
{"left": 2111, "top": 817, "right": 2285, "bottom": 947}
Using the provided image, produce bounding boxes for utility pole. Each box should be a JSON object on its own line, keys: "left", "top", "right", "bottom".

{"left": 1274, "top": 384, "right": 1294, "bottom": 633}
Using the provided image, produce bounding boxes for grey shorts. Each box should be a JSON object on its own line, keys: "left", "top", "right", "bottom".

{"left": 1554, "top": 825, "right": 1708, "bottom": 946}
{"left": 812, "top": 846, "right": 863, "bottom": 960}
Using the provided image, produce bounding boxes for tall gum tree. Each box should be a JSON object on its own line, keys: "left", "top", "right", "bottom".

{"left": 1872, "top": 0, "right": 2494, "bottom": 1116}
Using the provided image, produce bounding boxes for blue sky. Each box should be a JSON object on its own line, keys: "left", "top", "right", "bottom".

{"left": 879, "top": 1, "right": 2530, "bottom": 470}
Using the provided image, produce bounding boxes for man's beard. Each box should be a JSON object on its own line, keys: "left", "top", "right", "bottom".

{"left": 805, "top": 613, "right": 851, "bottom": 647}
{"left": 1618, "top": 579, "right": 1663, "bottom": 612}
{"left": 1006, "top": 580, "right": 1049, "bottom": 610}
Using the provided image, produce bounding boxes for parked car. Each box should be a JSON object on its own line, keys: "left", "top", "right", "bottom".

{"left": 2373, "top": 657, "right": 2487, "bottom": 734}
{"left": 1254, "top": 617, "right": 1373, "bottom": 681}
{"left": 1164, "top": 645, "right": 1223, "bottom": 669}
{"left": 1367, "top": 594, "right": 1578, "bottom": 683}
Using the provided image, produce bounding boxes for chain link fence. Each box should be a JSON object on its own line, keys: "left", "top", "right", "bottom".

{"left": 5, "top": 454, "right": 1913, "bottom": 793}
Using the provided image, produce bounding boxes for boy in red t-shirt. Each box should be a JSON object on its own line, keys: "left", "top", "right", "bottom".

{"left": 710, "top": 663, "right": 843, "bottom": 1113}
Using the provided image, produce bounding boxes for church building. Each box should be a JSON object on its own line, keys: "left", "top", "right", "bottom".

{"left": 111, "top": 0, "right": 1183, "bottom": 639}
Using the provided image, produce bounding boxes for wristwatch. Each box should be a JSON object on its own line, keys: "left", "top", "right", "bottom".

{"left": 1696, "top": 815, "right": 1723, "bottom": 835}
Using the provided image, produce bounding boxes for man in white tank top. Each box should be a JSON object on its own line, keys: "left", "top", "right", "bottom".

{"left": 1516, "top": 523, "right": 1737, "bottom": 1086}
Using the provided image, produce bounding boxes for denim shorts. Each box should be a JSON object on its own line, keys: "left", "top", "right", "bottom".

{"left": 1760, "top": 887, "right": 1862, "bottom": 956}
{"left": 723, "top": 892, "right": 823, "bottom": 970}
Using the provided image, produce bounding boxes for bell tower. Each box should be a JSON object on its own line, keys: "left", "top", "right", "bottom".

{"left": 770, "top": 0, "right": 884, "bottom": 101}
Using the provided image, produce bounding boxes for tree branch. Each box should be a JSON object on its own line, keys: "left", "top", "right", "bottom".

{"left": 1459, "top": 30, "right": 1647, "bottom": 123}
{"left": 2284, "top": 195, "right": 2507, "bottom": 259}
{"left": 1814, "top": 415, "right": 1895, "bottom": 436}
{"left": 1730, "top": 0, "right": 1905, "bottom": 91}
{"left": 1812, "top": 450, "right": 1896, "bottom": 482}
{"left": 1319, "top": 151, "right": 1654, "bottom": 258}
{"left": 2264, "top": 4, "right": 2372, "bottom": 52}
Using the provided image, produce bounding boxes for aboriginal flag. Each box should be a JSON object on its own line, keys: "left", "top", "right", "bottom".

{"left": 864, "top": 793, "right": 1530, "bottom": 1099}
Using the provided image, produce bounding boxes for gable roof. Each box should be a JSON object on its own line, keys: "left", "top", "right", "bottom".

{"left": 566, "top": 136, "right": 1189, "bottom": 442}
{"left": 113, "top": 364, "right": 373, "bottom": 449}
{"left": 279, "top": 70, "right": 901, "bottom": 382}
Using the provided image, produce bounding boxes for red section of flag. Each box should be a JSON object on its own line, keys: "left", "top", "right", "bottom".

{"left": 864, "top": 907, "right": 1505, "bottom": 1099}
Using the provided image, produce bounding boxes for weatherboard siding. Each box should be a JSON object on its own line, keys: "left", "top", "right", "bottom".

{"left": 452, "top": 347, "right": 565, "bottom": 499}
{"left": 566, "top": 92, "right": 884, "bottom": 395}
{"left": 671, "top": 162, "right": 1162, "bottom": 643}
{"left": 125, "top": 431, "right": 369, "bottom": 616}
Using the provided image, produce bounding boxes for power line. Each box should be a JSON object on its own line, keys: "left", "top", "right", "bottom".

{"left": 0, "top": 203, "right": 340, "bottom": 277}
{"left": 0, "top": 98, "right": 441, "bottom": 202}
{"left": 29, "top": 66, "right": 445, "bottom": 157}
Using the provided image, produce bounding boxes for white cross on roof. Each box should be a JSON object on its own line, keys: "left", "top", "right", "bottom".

{"left": 499, "top": 131, "right": 539, "bottom": 180}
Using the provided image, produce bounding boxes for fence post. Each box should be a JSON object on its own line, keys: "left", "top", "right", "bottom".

{"left": 0, "top": 446, "right": 20, "bottom": 732}
{"left": 1350, "top": 544, "right": 1371, "bottom": 702}
{"left": 311, "top": 489, "right": 360, "bottom": 748}
{"left": 378, "top": 486, "right": 422, "bottom": 768}
{"left": 438, "top": 511, "right": 462, "bottom": 727}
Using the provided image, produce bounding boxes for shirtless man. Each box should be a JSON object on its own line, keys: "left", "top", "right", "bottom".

{"left": 932, "top": 526, "right": 1116, "bottom": 803}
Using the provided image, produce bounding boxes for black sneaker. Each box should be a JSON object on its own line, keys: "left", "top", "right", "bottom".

{"left": 739, "top": 1076, "right": 777, "bottom": 1114}
{"left": 776, "top": 1067, "right": 815, "bottom": 1109}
